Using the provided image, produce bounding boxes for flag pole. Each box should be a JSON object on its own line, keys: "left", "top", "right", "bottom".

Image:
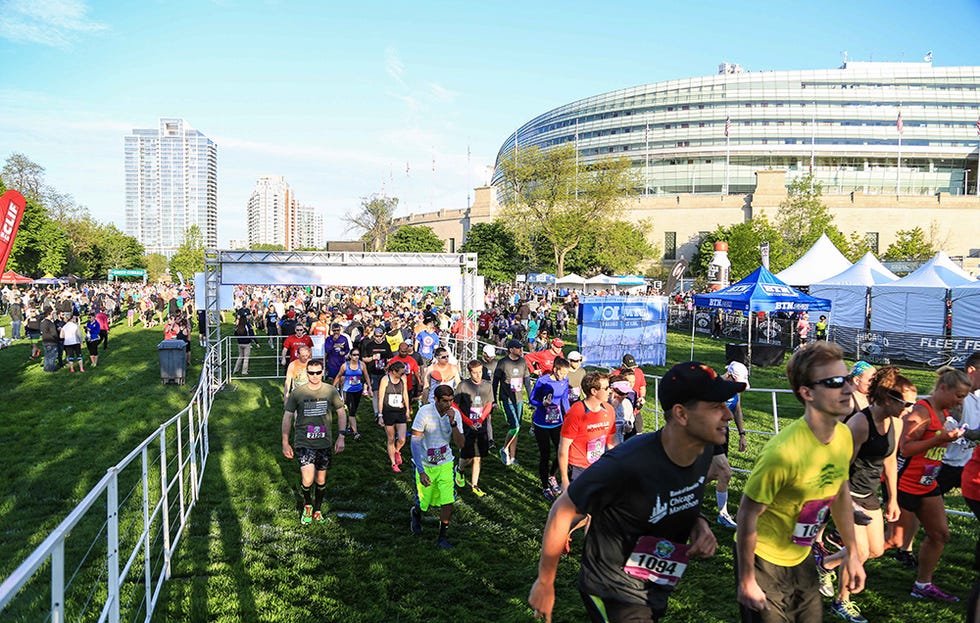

{"left": 645, "top": 123, "right": 650, "bottom": 196}
{"left": 897, "top": 107, "right": 903, "bottom": 195}
{"left": 724, "top": 115, "right": 731, "bottom": 195}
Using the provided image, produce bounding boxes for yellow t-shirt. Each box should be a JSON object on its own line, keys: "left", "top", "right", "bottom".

{"left": 742, "top": 417, "right": 852, "bottom": 567}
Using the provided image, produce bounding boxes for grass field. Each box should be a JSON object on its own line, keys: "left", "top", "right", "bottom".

{"left": 0, "top": 317, "right": 975, "bottom": 622}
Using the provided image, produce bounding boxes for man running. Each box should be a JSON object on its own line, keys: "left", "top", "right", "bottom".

{"left": 281, "top": 359, "right": 348, "bottom": 525}
{"left": 736, "top": 341, "right": 866, "bottom": 622}
{"left": 529, "top": 361, "right": 743, "bottom": 622}
{"left": 494, "top": 338, "right": 531, "bottom": 466}
{"left": 558, "top": 371, "right": 617, "bottom": 493}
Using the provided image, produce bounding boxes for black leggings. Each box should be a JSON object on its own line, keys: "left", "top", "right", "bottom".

{"left": 344, "top": 390, "right": 363, "bottom": 422}
{"left": 533, "top": 425, "right": 562, "bottom": 488}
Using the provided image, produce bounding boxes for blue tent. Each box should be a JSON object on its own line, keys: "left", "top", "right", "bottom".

{"left": 691, "top": 266, "right": 832, "bottom": 366}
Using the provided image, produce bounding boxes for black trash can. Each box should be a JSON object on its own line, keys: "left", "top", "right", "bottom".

{"left": 158, "top": 340, "right": 187, "bottom": 384}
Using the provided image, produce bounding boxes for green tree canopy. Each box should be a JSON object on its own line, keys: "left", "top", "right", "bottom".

{"left": 882, "top": 227, "right": 935, "bottom": 261}
{"left": 1, "top": 152, "right": 46, "bottom": 202}
{"left": 345, "top": 194, "right": 398, "bottom": 252}
{"left": 691, "top": 215, "right": 788, "bottom": 282}
{"left": 497, "top": 144, "right": 636, "bottom": 277}
{"left": 460, "top": 221, "right": 520, "bottom": 284}
{"left": 775, "top": 174, "right": 852, "bottom": 264}
{"left": 386, "top": 225, "right": 444, "bottom": 253}
{"left": 558, "top": 219, "right": 656, "bottom": 277}
{"left": 169, "top": 225, "right": 205, "bottom": 283}
{"left": 6, "top": 195, "right": 68, "bottom": 276}
{"left": 145, "top": 253, "right": 169, "bottom": 282}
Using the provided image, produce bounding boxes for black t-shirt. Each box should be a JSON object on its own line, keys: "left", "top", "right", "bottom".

{"left": 567, "top": 430, "right": 713, "bottom": 609}
{"left": 492, "top": 355, "right": 528, "bottom": 403}
{"left": 360, "top": 338, "right": 393, "bottom": 375}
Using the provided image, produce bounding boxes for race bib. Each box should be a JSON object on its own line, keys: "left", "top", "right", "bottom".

{"left": 924, "top": 444, "right": 947, "bottom": 462}
{"left": 426, "top": 445, "right": 448, "bottom": 464}
{"left": 470, "top": 407, "right": 482, "bottom": 423}
{"left": 509, "top": 378, "right": 523, "bottom": 393}
{"left": 791, "top": 498, "right": 833, "bottom": 546}
{"left": 544, "top": 404, "right": 561, "bottom": 424}
{"left": 920, "top": 464, "right": 941, "bottom": 486}
{"left": 623, "top": 536, "right": 689, "bottom": 587}
{"left": 388, "top": 393, "right": 403, "bottom": 408}
{"left": 570, "top": 387, "right": 581, "bottom": 399}
{"left": 586, "top": 437, "right": 606, "bottom": 464}
{"left": 305, "top": 425, "right": 327, "bottom": 440}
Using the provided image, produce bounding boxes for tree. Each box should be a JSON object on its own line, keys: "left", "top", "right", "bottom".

{"left": 385, "top": 225, "right": 444, "bottom": 253}
{"left": 1, "top": 153, "right": 46, "bottom": 202}
{"left": 882, "top": 227, "right": 935, "bottom": 261}
{"left": 775, "top": 174, "right": 849, "bottom": 264}
{"left": 169, "top": 225, "right": 205, "bottom": 283}
{"left": 344, "top": 194, "right": 397, "bottom": 252}
{"left": 6, "top": 195, "right": 68, "bottom": 276}
{"left": 497, "top": 144, "right": 635, "bottom": 277}
{"left": 562, "top": 219, "right": 656, "bottom": 276}
{"left": 251, "top": 243, "right": 285, "bottom": 251}
{"left": 96, "top": 225, "right": 146, "bottom": 272}
{"left": 691, "top": 215, "right": 788, "bottom": 282}
{"left": 145, "top": 253, "right": 169, "bottom": 282}
{"left": 460, "top": 221, "right": 521, "bottom": 284}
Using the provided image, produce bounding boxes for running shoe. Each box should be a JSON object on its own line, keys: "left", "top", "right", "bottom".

{"left": 824, "top": 529, "right": 845, "bottom": 551}
{"left": 548, "top": 476, "right": 561, "bottom": 496}
{"left": 488, "top": 439, "right": 496, "bottom": 450}
{"left": 812, "top": 542, "right": 836, "bottom": 598}
{"left": 892, "top": 550, "right": 918, "bottom": 569}
{"left": 301, "top": 505, "right": 313, "bottom": 525}
{"left": 454, "top": 466, "right": 466, "bottom": 487}
{"left": 543, "top": 488, "right": 557, "bottom": 502}
{"left": 312, "top": 510, "right": 326, "bottom": 525}
{"left": 499, "top": 448, "right": 510, "bottom": 466}
{"left": 911, "top": 582, "right": 959, "bottom": 602}
{"left": 471, "top": 486, "right": 486, "bottom": 497}
{"left": 391, "top": 463, "right": 402, "bottom": 473}
{"left": 717, "top": 509, "right": 737, "bottom": 529}
{"left": 394, "top": 453, "right": 403, "bottom": 466}
{"left": 353, "top": 432, "right": 361, "bottom": 441}
{"left": 410, "top": 505, "right": 423, "bottom": 535}
{"left": 831, "top": 598, "right": 867, "bottom": 622}
{"left": 436, "top": 537, "right": 453, "bottom": 550}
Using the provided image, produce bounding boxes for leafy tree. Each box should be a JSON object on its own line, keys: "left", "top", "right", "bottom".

{"left": 775, "top": 174, "right": 850, "bottom": 264}
{"left": 497, "top": 144, "right": 635, "bottom": 277}
{"left": 345, "top": 194, "right": 397, "bottom": 252}
{"left": 6, "top": 195, "right": 68, "bottom": 276}
{"left": 145, "top": 253, "right": 169, "bottom": 282}
{"left": 691, "top": 215, "right": 788, "bottom": 282}
{"left": 460, "top": 221, "right": 521, "bottom": 284}
{"left": 386, "top": 225, "right": 444, "bottom": 253}
{"left": 169, "top": 225, "right": 205, "bottom": 283}
{"left": 96, "top": 225, "right": 146, "bottom": 272}
{"left": 1, "top": 152, "right": 46, "bottom": 202}
{"left": 562, "top": 219, "right": 656, "bottom": 276}
{"left": 882, "top": 227, "right": 935, "bottom": 261}
{"left": 251, "top": 243, "right": 285, "bottom": 251}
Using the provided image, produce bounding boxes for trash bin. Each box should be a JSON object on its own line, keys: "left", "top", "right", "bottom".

{"left": 158, "top": 340, "right": 187, "bottom": 384}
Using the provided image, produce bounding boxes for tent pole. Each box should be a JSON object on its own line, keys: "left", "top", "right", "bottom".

{"left": 690, "top": 304, "right": 696, "bottom": 360}
{"left": 747, "top": 310, "right": 753, "bottom": 373}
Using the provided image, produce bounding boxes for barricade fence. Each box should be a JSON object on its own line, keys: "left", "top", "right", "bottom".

{"left": 0, "top": 346, "right": 220, "bottom": 623}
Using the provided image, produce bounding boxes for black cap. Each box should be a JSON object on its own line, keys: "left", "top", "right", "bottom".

{"left": 622, "top": 354, "right": 637, "bottom": 368}
{"left": 506, "top": 338, "right": 523, "bottom": 349}
{"left": 330, "top": 323, "right": 342, "bottom": 330}
{"left": 659, "top": 361, "right": 745, "bottom": 411}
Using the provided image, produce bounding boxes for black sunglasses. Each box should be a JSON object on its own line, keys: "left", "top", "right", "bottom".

{"left": 307, "top": 370, "right": 324, "bottom": 376}
{"left": 887, "top": 391, "right": 915, "bottom": 409}
{"left": 807, "top": 375, "right": 848, "bottom": 389}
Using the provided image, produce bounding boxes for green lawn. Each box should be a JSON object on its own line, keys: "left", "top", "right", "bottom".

{"left": 0, "top": 318, "right": 974, "bottom": 622}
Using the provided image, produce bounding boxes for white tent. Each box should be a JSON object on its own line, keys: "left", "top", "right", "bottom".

{"left": 810, "top": 253, "right": 898, "bottom": 328}
{"left": 952, "top": 281, "right": 980, "bottom": 337}
{"left": 870, "top": 252, "right": 975, "bottom": 334}
{"left": 775, "top": 233, "right": 853, "bottom": 287}
{"left": 555, "top": 272, "right": 586, "bottom": 287}
{"left": 584, "top": 274, "right": 619, "bottom": 293}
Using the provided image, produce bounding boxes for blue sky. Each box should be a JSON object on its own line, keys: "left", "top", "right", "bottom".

{"left": 1, "top": 0, "right": 978, "bottom": 245}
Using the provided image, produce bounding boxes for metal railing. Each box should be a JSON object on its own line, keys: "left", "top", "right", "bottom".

{"left": 0, "top": 346, "right": 221, "bottom": 623}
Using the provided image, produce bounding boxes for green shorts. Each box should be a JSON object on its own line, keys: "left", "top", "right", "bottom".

{"left": 416, "top": 461, "right": 456, "bottom": 511}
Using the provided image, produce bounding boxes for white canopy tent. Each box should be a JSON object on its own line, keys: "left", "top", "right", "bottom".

{"left": 870, "top": 252, "right": 975, "bottom": 334}
{"left": 809, "top": 253, "right": 898, "bottom": 328}
{"left": 584, "top": 274, "right": 619, "bottom": 293}
{"left": 555, "top": 272, "right": 586, "bottom": 287}
{"left": 952, "top": 281, "right": 980, "bottom": 337}
{"left": 775, "top": 233, "right": 852, "bottom": 287}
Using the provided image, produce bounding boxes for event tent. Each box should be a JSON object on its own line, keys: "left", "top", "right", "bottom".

{"left": 775, "top": 233, "right": 852, "bottom": 287}
{"left": 692, "top": 266, "right": 831, "bottom": 365}
{"left": 0, "top": 270, "right": 33, "bottom": 285}
{"left": 584, "top": 274, "right": 619, "bottom": 293}
{"left": 555, "top": 273, "right": 586, "bottom": 287}
{"left": 951, "top": 281, "right": 980, "bottom": 338}
{"left": 870, "top": 252, "right": 975, "bottom": 334}
{"left": 809, "top": 253, "right": 898, "bottom": 329}
{"left": 33, "top": 274, "right": 68, "bottom": 285}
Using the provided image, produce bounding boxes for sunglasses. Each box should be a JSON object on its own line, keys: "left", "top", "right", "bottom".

{"left": 350, "top": 353, "right": 360, "bottom": 357}
{"left": 807, "top": 375, "right": 848, "bottom": 389}
{"left": 438, "top": 355, "right": 449, "bottom": 359}
{"left": 307, "top": 370, "right": 324, "bottom": 376}
{"left": 887, "top": 391, "right": 915, "bottom": 409}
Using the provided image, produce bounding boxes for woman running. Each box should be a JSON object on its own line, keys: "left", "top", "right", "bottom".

{"left": 892, "top": 366, "right": 969, "bottom": 602}
{"left": 529, "top": 357, "right": 571, "bottom": 502}
{"left": 333, "top": 349, "right": 370, "bottom": 440}
{"left": 377, "top": 361, "right": 411, "bottom": 472}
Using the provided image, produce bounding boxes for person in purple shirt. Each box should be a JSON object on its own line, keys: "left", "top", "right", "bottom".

{"left": 529, "top": 357, "right": 571, "bottom": 502}
{"left": 323, "top": 323, "right": 351, "bottom": 379}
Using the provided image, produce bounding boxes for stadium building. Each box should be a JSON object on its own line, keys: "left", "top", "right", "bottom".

{"left": 394, "top": 61, "right": 980, "bottom": 271}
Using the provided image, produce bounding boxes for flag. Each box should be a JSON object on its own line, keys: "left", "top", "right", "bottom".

{"left": 897, "top": 112, "right": 904, "bottom": 134}
{"left": 976, "top": 116, "right": 980, "bottom": 136}
{"left": 0, "top": 190, "right": 26, "bottom": 275}
{"left": 725, "top": 116, "right": 731, "bottom": 137}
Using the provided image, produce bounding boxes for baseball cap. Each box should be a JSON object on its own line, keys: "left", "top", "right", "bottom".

{"left": 551, "top": 338, "right": 564, "bottom": 348}
{"left": 726, "top": 361, "right": 750, "bottom": 390}
{"left": 610, "top": 380, "right": 632, "bottom": 394}
{"left": 622, "top": 354, "right": 637, "bottom": 368}
{"left": 506, "top": 338, "right": 523, "bottom": 349}
{"left": 330, "top": 323, "right": 342, "bottom": 330}
{"left": 482, "top": 344, "right": 496, "bottom": 357}
{"left": 659, "top": 361, "right": 745, "bottom": 411}
{"left": 404, "top": 338, "right": 414, "bottom": 346}
{"left": 374, "top": 327, "right": 385, "bottom": 335}
{"left": 567, "top": 350, "right": 583, "bottom": 362}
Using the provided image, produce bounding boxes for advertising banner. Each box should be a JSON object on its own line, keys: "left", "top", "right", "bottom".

{"left": 577, "top": 296, "right": 668, "bottom": 368}
{"left": 0, "top": 190, "right": 27, "bottom": 275}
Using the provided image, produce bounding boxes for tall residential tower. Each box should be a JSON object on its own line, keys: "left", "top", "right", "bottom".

{"left": 124, "top": 118, "right": 217, "bottom": 257}
{"left": 246, "top": 175, "right": 323, "bottom": 250}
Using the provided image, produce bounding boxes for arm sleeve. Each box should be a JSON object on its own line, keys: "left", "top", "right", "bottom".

{"left": 410, "top": 434, "right": 426, "bottom": 474}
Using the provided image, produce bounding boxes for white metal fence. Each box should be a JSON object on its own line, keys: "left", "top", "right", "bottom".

{"left": 0, "top": 346, "right": 220, "bottom": 623}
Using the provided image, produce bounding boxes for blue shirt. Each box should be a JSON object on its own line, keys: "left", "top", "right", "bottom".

{"left": 529, "top": 374, "right": 570, "bottom": 428}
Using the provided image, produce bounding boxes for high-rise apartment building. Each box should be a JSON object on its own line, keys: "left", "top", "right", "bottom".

{"left": 124, "top": 118, "right": 217, "bottom": 257}
{"left": 246, "top": 176, "right": 323, "bottom": 250}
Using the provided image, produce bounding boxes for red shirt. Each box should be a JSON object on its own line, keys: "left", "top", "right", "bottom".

{"left": 282, "top": 334, "right": 314, "bottom": 361}
{"left": 389, "top": 355, "right": 420, "bottom": 391}
{"left": 525, "top": 349, "right": 561, "bottom": 376}
{"left": 962, "top": 445, "right": 980, "bottom": 501}
{"left": 561, "top": 401, "right": 616, "bottom": 469}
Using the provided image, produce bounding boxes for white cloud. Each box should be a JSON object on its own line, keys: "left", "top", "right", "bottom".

{"left": 0, "top": 0, "right": 107, "bottom": 47}
{"left": 385, "top": 45, "right": 404, "bottom": 83}
{"left": 427, "top": 82, "right": 460, "bottom": 103}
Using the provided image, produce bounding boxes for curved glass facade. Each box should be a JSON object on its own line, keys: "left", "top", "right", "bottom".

{"left": 493, "top": 62, "right": 980, "bottom": 196}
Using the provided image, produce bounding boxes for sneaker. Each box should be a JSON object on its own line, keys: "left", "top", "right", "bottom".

{"left": 301, "top": 505, "right": 313, "bottom": 525}
{"left": 824, "top": 529, "right": 845, "bottom": 551}
{"left": 911, "top": 582, "right": 959, "bottom": 602}
{"left": 488, "top": 439, "right": 496, "bottom": 450}
{"left": 454, "top": 466, "right": 466, "bottom": 487}
{"left": 471, "top": 486, "right": 486, "bottom": 497}
{"left": 353, "top": 432, "right": 361, "bottom": 441}
{"left": 410, "top": 505, "right": 422, "bottom": 535}
{"left": 892, "top": 550, "right": 918, "bottom": 569}
{"left": 717, "top": 510, "right": 737, "bottom": 529}
{"left": 812, "top": 543, "right": 836, "bottom": 598}
{"left": 391, "top": 463, "right": 402, "bottom": 473}
{"left": 548, "top": 476, "right": 561, "bottom": 495}
{"left": 831, "top": 598, "right": 868, "bottom": 622}
{"left": 436, "top": 537, "right": 453, "bottom": 549}
{"left": 499, "top": 448, "right": 510, "bottom": 466}
{"left": 394, "top": 453, "right": 403, "bottom": 466}
{"left": 543, "top": 488, "right": 557, "bottom": 502}
{"left": 312, "top": 510, "right": 326, "bottom": 525}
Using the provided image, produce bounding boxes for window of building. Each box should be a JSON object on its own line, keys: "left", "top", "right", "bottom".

{"left": 664, "top": 232, "right": 677, "bottom": 260}
{"left": 865, "top": 232, "right": 879, "bottom": 255}
{"left": 448, "top": 238, "right": 456, "bottom": 253}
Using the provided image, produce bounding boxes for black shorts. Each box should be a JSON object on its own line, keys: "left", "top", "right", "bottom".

{"left": 86, "top": 340, "right": 99, "bottom": 356}
{"left": 65, "top": 343, "right": 82, "bottom": 359}
{"left": 581, "top": 592, "right": 665, "bottom": 623}
{"left": 937, "top": 464, "right": 964, "bottom": 496}
{"left": 897, "top": 487, "right": 941, "bottom": 512}
{"left": 461, "top": 426, "right": 489, "bottom": 459}
{"left": 381, "top": 409, "right": 408, "bottom": 426}
{"left": 851, "top": 493, "right": 881, "bottom": 511}
{"left": 713, "top": 428, "right": 730, "bottom": 456}
{"left": 735, "top": 549, "right": 820, "bottom": 623}
{"left": 295, "top": 446, "right": 332, "bottom": 471}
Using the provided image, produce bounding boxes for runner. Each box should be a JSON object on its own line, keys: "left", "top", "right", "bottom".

{"left": 736, "top": 341, "right": 866, "bottom": 622}
{"left": 323, "top": 323, "right": 351, "bottom": 381}
{"left": 528, "top": 361, "right": 742, "bottom": 622}
{"left": 332, "top": 348, "right": 371, "bottom": 440}
{"left": 565, "top": 351, "right": 587, "bottom": 403}
{"left": 558, "top": 371, "right": 616, "bottom": 493}
{"left": 361, "top": 327, "right": 393, "bottom": 413}
{"left": 525, "top": 338, "right": 565, "bottom": 377}
{"left": 608, "top": 377, "right": 636, "bottom": 444}
{"left": 422, "top": 346, "right": 460, "bottom": 404}
{"left": 455, "top": 359, "right": 495, "bottom": 496}
{"left": 493, "top": 338, "right": 531, "bottom": 466}
{"left": 409, "top": 385, "right": 465, "bottom": 549}
{"left": 377, "top": 361, "right": 411, "bottom": 472}
{"left": 709, "top": 361, "right": 749, "bottom": 529}
{"left": 284, "top": 345, "right": 312, "bottom": 405}
{"left": 849, "top": 361, "right": 876, "bottom": 413}
{"left": 530, "top": 357, "right": 572, "bottom": 501}
{"left": 281, "top": 359, "right": 348, "bottom": 525}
